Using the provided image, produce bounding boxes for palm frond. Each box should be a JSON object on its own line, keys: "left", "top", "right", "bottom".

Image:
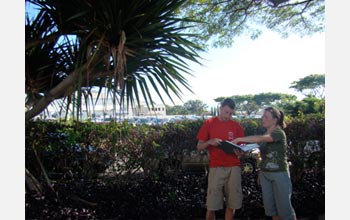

{"left": 25, "top": 0, "right": 204, "bottom": 121}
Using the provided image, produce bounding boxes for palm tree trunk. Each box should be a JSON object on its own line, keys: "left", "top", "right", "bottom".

{"left": 25, "top": 72, "right": 78, "bottom": 122}
{"left": 25, "top": 168, "right": 43, "bottom": 195}
{"left": 25, "top": 53, "right": 109, "bottom": 122}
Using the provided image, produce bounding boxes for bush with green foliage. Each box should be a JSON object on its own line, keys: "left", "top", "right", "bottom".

{"left": 26, "top": 115, "right": 324, "bottom": 181}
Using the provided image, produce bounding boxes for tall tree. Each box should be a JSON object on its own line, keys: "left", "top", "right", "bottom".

{"left": 289, "top": 74, "right": 325, "bottom": 98}
{"left": 25, "top": 0, "right": 204, "bottom": 122}
{"left": 179, "top": 0, "right": 324, "bottom": 48}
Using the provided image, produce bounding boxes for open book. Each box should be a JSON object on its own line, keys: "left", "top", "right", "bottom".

{"left": 218, "top": 141, "right": 259, "bottom": 155}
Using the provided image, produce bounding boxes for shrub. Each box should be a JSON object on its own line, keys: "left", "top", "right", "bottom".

{"left": 26, "top": 115, "right": 324, "bottom": 180}
{"left": 25, "top": 115, "right": 324, "bottom": 219}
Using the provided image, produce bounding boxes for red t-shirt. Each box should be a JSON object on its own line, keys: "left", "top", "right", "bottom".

{"left": 196, "top": 116, "right": 245, "bottom": 167}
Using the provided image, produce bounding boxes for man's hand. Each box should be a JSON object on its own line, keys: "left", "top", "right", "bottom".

{"left": 197, "top": 138, "right": 222, "bottom": 151}
{"left": 209, "top": 138, "right": 222, "bottom": 146}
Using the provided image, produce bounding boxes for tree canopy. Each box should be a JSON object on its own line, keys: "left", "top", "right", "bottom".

{"left": 214, "top": 92, "right": 297, "bottom": 117}
{"left": 166, "top": 99, "right": 208, "bottom": 115}
{"left": 289, "top": 74, "right": 325, "bottom": 98}
{"left": 179, "top": 0, "right": 324, "bottom": 48}
{"left": 281, "top": 96, "right": 324, "bottom": 117}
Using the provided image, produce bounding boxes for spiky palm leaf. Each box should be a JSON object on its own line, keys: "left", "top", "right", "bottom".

{"left": 25, "top": 0, "right": 203, "bottom": 121}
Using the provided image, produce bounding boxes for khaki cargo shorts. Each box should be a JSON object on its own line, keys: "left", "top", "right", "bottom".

{"left": 206, "top": 166, "right": 242, "bottom": 210}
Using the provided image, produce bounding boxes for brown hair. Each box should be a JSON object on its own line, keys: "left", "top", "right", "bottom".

{"left": 264, "top": 107, "right": 286, "bottom": 129}
{"left": 221, "top": 98, "right": 236, "bottom": 109}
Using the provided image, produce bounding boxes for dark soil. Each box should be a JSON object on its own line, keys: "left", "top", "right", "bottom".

{"left": 25, "top": 170, "right": 324, "bottom": 220}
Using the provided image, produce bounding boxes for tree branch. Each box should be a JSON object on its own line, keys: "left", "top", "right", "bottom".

{"left": 25, "top": 71, "right": 78, "bottom": 122}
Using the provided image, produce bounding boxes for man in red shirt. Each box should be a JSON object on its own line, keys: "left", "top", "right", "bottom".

{"left": 196, "top": 98, "right": 245, "bottom": 220}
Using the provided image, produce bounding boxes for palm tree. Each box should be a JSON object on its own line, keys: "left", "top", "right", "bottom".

{"left": 25, "top": 0, "right": 204, "bottom": 122}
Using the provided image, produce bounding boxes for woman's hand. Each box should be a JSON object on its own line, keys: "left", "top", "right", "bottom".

{"left": 232, "top": 137, "right": 242, "bottom": 144}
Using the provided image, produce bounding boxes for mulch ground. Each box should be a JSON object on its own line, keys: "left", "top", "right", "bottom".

{"left": 25, "top": 171, "right": 324, "bottom": 220}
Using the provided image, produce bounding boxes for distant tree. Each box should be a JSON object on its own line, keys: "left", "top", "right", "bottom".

{"left": 166, "top": 105, "right": 187, "bottom": 115}
{"left": 289, "top": 74, "right": 325, "bottom": 98}
{"left": 216, "top": 93, "right": 297, "bottom": 117}
{"left": 179, "top": 0, "right": 324, "bottom": 48}
{"left": 210, "top": 107, "right": 214, "bottom": 116}
{"left": 282, "top": 96, "right": 325, "bottom": 117}
{"left": 252, "top": 93, "right": 296, "bottom": 105}
{"left": 209, "top": 106, "right": 220, "bottom": 116}
{"left": 184, "top": 99, "right": 208, "bottom": 115}
{"left": 213, "top": 97, "right": 226, "bottom": 104}
{"left": 166, "top": 99, "right": 208, "bottom": 115}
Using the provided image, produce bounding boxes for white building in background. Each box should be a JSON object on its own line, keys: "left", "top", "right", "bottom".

{"left": 39, "top": 90, "right": 167, "bottom": 120}
{"left": 132, "top": 103, "right": 166, "bottom": 117}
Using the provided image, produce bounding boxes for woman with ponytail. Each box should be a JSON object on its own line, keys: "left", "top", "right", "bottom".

{"left": 232, "top": 107, "right": 296, "bottom": 220}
